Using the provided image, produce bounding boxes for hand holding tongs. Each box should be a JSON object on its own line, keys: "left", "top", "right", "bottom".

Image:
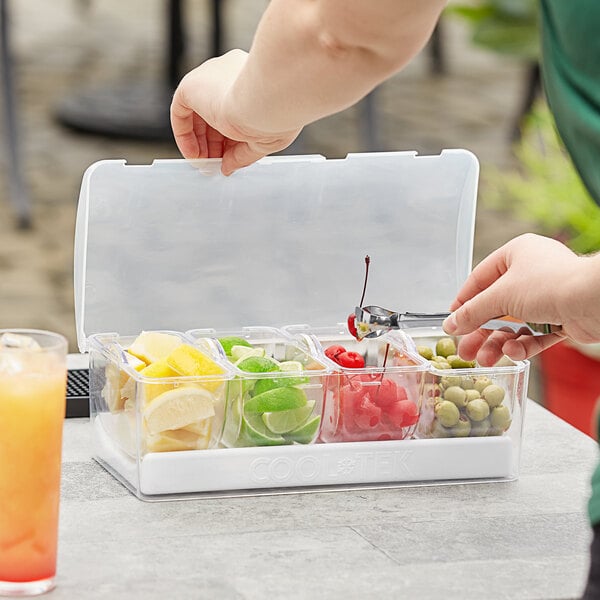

{"left": 354, "top": 305, "right": 562, "bottom": 340}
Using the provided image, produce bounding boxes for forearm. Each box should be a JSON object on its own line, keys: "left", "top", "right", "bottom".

{"left": 564, "top": 252, "right": 600, "bottom": 337}
{"left": 224, "top": 0, "right": 446, "bottom": 135}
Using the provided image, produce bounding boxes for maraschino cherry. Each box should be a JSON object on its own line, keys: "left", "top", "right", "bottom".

{"left": 347, "top": 255, "right": 370, "bottom": 340}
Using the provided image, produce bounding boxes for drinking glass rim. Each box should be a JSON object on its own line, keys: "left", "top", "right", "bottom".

{"left": 0, "top": 329, "right": 68, "bottom": 352}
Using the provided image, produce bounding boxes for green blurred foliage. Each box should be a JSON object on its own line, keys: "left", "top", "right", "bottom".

{"left": 483, "top": 104, "right": 600, "bottom": 255}
{"left": 448, "top": 0, "right": 539, "bottom": 60}
{"left": 449, "top": 3, "right": 599, "bottom": 253}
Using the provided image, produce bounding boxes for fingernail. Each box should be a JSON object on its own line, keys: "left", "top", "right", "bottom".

{"left": 443, "top": 314, "right": 457, "bottom": 334}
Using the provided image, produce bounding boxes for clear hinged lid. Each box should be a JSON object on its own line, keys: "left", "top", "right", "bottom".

{"left": 74, "top": 151, "right": 479, "bottom": 352}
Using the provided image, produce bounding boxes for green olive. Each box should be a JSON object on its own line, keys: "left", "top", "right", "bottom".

{"left": 466, "top": 398, "right": 490, "bottom": 422}
{"left": 435, "top": 400, "right": 460, "bottom": 427}
{"left": 440, "top": 375, "right": 462, "bottom": 389}
{"left": 487, "top": 427, "right": 504, "bottom": 437}
{"left": 417, "top": 346, "right": 434, "bottom": 360}
{"left": 450, "top": 415, "right": 471, "bottom": 437}
{"left": 465, "top": 389, "right": 481, "bottom": 402}
{"left": 430, "top": 419, "right": 452, "bottom": 438}
{"left": 432, "top": 361, "right": 452, "bottom": 370}
{"left": 449, "top": 356, "right": 477, "bottom": 369}
{"left": 460, "top": 376, "right": 475, "bottom": 390}
{"left": 490, "top": 405, "right": 512, "bottom": 431}
{"left": 470, "top": 417, "right": 491, "bottom": 437}
{"left": 435, "top": 338, "right": 457, "bottom": 358}
{"left": 482, "top": 384, "right": 505, "bottom": 408}
{"left": 443, "top": 385, "right": 468, "bottom": 408}
{"left": 474, "top": 376, "right": 493, "bottom": 394}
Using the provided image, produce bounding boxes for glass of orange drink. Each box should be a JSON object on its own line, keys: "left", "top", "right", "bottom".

{"left": 0, "top": 330, "right": 67, "bottom": 596}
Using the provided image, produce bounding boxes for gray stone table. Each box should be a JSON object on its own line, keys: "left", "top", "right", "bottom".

{"left": 51, "top": 401, "right": 596, "bottom": 600}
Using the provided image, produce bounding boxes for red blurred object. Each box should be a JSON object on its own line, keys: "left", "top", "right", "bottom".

{"left": 540, "top": 343, "right": 600, "bottom": 438}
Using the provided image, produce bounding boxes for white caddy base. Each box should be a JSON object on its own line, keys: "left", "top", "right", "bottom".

{"left": 94, "top": 416, "right": 515, "bottom": 498}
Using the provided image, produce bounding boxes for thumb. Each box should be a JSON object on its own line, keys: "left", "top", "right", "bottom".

{"left": 221, "top": 142, "right": 266, "bottom": 176}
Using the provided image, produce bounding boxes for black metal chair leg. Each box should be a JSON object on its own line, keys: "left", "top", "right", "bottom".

{"left": 429, "top": 22, "right": 446, "bottom": 76}
{"left": 0, "top": 0, "right": 31, "bottom": 229}
{"left": 167, "top": 0, "right": 185, "bottom": 89}
{"left": 511, "top": 62, "right": 541, "bottom": 143}
{"left": 359, "top": 91, "right": 381, "bottom": 152}
{"left": 211, "top": 0, "right": 223, "bottom": 57}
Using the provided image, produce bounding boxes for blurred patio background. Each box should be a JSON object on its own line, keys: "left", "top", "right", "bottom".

{"left": 0, "top": 1, "right": 557, "bottom": 401}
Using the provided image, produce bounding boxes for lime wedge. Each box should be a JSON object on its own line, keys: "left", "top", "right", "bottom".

{"left": 262, "top": 400, "right": 316, "bottom": 434}
{"left": 240, "top": 412, "right": 287, "bottom": 446}
{"left": 218, "top": 336, "right": 251, "bottom": 356}
{"left": 244, "top": 386, "right": 307, "bottom": 414}
{"left": 221, "top": 379, "right": 244, "bottom": 447}
{"left": 236, "top": 356, "right": 280, "bottom": 373}
{"left": 253, "top": 375, "right": 309, "bottom": 397}
{"left": 283, "top": 415, "right": 321, "bottom": 444}
{"left": 231, "top": 346, "right": 266, "bottom": 362}
{"left": 278, "top": 361, "right": 304, "bottom": 372}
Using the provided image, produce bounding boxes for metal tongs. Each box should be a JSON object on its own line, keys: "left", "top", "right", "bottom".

{"left": 354, "top": 305, "right": 561, "bottom": 340}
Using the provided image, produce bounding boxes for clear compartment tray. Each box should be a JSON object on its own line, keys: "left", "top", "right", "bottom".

{"left": 74, "top": 151, "right": 529, "bottom": 500}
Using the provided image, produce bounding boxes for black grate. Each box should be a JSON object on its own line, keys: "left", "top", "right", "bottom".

{"left": 66, "top": 369, "right": 89, "bottom": 418}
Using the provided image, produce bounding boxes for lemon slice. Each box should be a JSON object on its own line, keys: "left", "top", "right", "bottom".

{"left": 103, "top": 351, "right": 147, "bottom": 412}
{"left": 124, "top": 352, "right": 146, "bottom": 372}
{"left": 103, "top": 363, "right": 127, "bottom": 412}
{"left": 128, "top": 331, "right": 183, "bottom": 365}
{"left": 139, "top": 359, "right": 179, "bottom": 403}
{"left": 144, "top": 387, "right": 216, "bottom": 434}
{"left": 262, "top": 400, "right": 316, "bottom": 434}
{"left": 166, "top": 344, "right": 226, "bottom": 392}
{"left": 146, "top": 428, "right": 204, "bottom": 453}
{"left": 181, "top": 419, "right": 211, "bottom": 437}
{"left": 120, "top": 378, "right": 136, "bottom": 406}
{"left": 141, "top": 359, "right": 178, "bottom": 378}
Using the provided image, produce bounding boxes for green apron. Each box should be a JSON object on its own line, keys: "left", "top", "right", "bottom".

{"left": 540, "top": 0, "right": 600, "bottom": 206}
{"left": 540, "top": 0, "right": 600, "bottom": 524}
